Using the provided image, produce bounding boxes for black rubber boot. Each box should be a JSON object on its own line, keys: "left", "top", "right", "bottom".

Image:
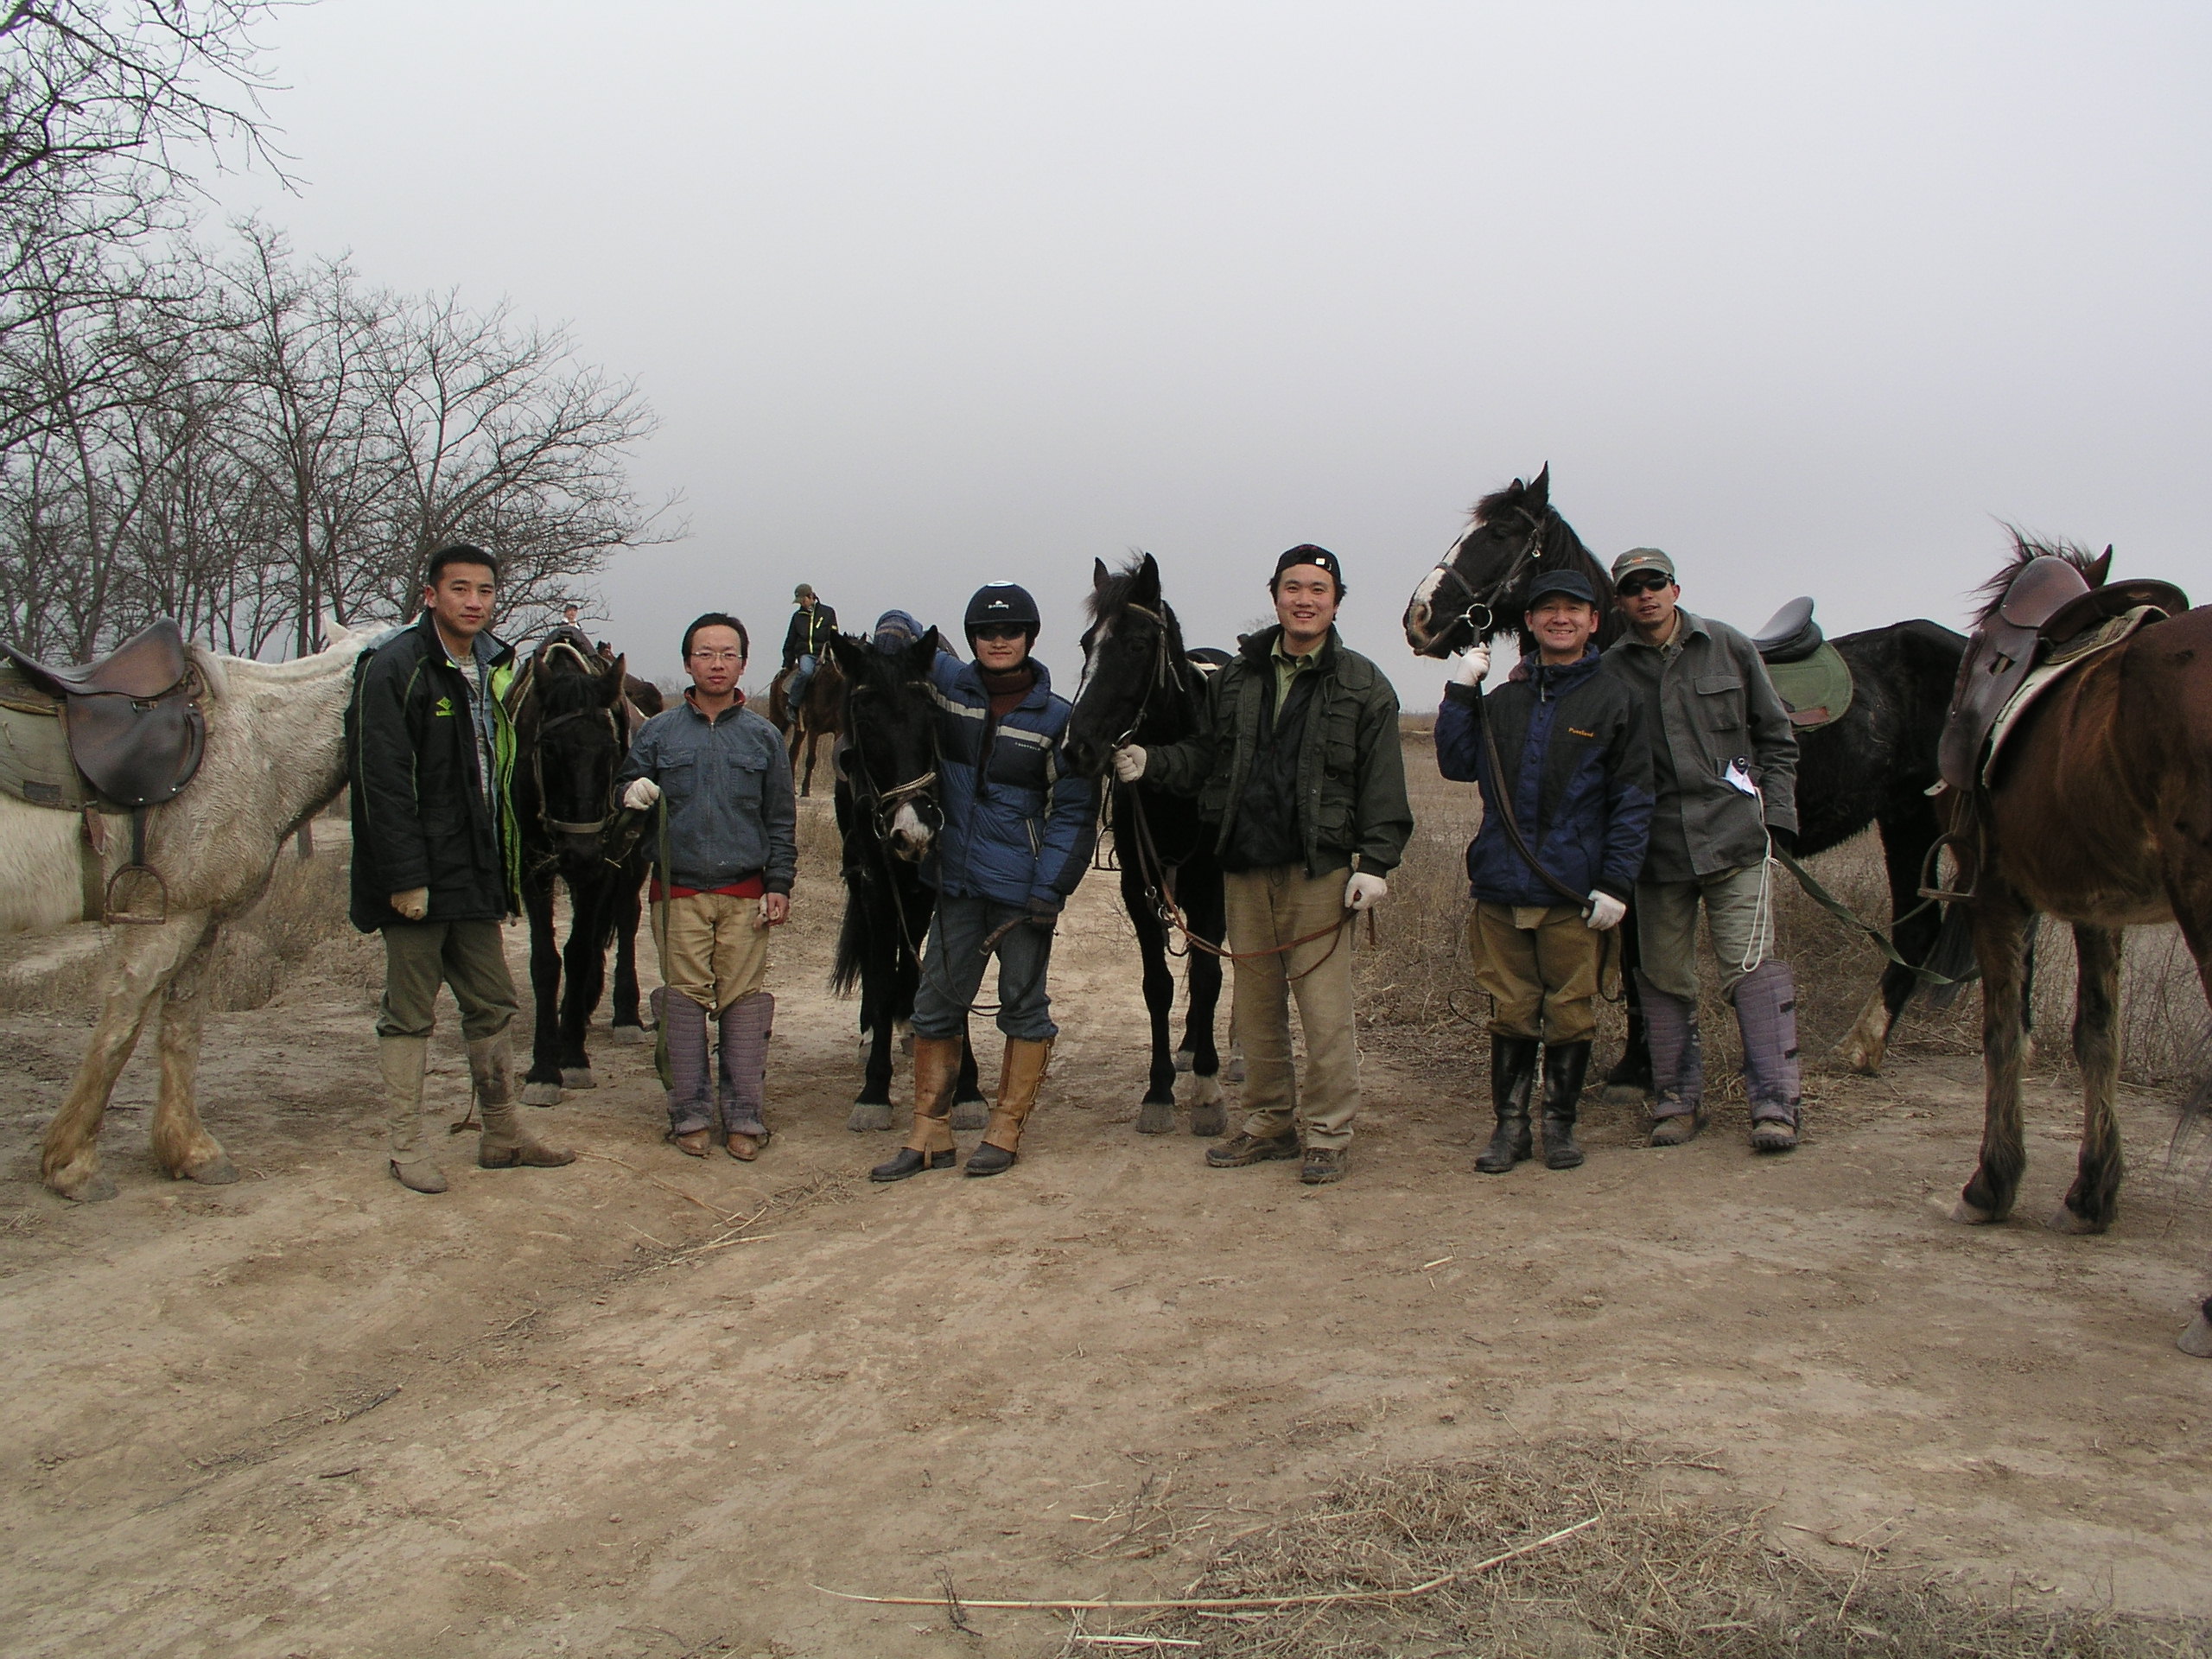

{"left": 1540, "top": 1040, "right": 1592, "bottom": 1169}
{"left": 1476, "top": 1035, "right": 1540, "bottom": 1174}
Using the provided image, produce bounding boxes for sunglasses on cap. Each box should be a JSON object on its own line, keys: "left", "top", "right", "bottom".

{"left": 969, "top": 623, "right": 1029, "bottom": 642}
{"left": 1617, "top": 574, "right": 1674, "bottom": 597}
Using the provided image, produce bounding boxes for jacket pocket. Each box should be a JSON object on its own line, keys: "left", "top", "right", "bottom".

{"left": 1694, "top": 674, "right": 1744, "bottom": 731}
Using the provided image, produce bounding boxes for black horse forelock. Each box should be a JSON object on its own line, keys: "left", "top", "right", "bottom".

{"left": 1972, "top": 531, "right": 2107, "bottom": 625}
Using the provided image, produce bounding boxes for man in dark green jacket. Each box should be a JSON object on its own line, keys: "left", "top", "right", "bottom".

{"left": 346, "top": 544, "right": 571, "bottom": 1193}
{"left": 1114, "top": 546, "right": 1413, "bottom": 1185}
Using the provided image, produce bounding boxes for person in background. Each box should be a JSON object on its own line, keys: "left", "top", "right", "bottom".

{"left": 616, "top": 612, "right": 797, "bottom": 1161}
{"left": 870, "top": 582, "right": 1096, "bottom": 1183}
{"left": 1602, "top": 548, "right": 1803, "bottom": 1152}
{"left": 1434, "top": 569, "right": 1651, "bottom": 1174}
{"left": 780, "top": 583, "right": 838, "bottom": 709}
{"left": 1113, "top": 546, "right": 1412, "bottom": 1186}
{"left": 346, "top": 543, "right": 573, "bottom": 1192}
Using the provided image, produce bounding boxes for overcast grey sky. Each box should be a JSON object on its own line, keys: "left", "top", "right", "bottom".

{"left": 220, "top": 1, "right": 2212, "bottom": 692}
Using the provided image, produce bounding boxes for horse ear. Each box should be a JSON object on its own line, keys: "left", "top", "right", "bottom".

{"left": 907, "top": 627, "right": 942, "bottom": 671}
{"left": 2089, "top": 545, "right": 2113, "bottom": 587}
{"left": 1134, "top": 552, "right": 1160, "bottom": 605}
{"left": 1527, "top": 464, "right": 1550, "bottom": 511}
{"left": 601, "top": 654, "right": 628, "bottom": 699}
{"left": 1093, "top": 558, "right": 1111, "bottom": 592}
{"left": 827, "top": 632, "right": 861, "bottom": 674}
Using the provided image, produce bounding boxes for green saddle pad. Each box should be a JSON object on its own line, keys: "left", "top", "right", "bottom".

{"left": 0, "top": 664, "right": 95, "bottom": 810}
{"left": 1764, "top": 640, "right": 1853, "bottom": 731}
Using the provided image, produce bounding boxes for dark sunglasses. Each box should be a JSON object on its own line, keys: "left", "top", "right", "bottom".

{"left": 970, "top": 624, "right": 1029, "bottom": 642}
{"left": 1617, "top": 575, "right": 1673, "bottom": 597}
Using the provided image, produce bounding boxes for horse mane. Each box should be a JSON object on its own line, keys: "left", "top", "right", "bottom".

{"left": 1973, "top": 531, "right": 2107, "bottom": 624}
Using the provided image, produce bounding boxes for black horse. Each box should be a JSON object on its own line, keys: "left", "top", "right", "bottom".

{"left": 826, "top": 629, "right": 983, "bottom": 1130}
{"left": 508, "top": 630, "right": 657, "bottom": 1107}
{"left": 1063, "top": 554, "right": 1230, "bottom": 1136}
{"left": 1403, "top": 467, "right": 1986, "bottom": 1090}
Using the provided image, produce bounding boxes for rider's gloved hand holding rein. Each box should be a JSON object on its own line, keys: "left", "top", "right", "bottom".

{"left": 1110, "top": 744, "right": 1147, "bottom": 782}
{"left": 1584, "top": 891, "right": 1627, "bottom": 931}
{"left": 621, "top": 777, "right": 660, "bottom": 810}
{"left": 1344, "top": 872, "right": 1389, "bottom": 912}
{"left": 1450, "top": 644, "right": 1491, "bottom": 686}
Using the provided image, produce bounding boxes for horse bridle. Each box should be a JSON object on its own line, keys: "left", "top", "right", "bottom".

{"left": 1421, "top": 504, "right": 1556, "bottom": 645}
{"left": 1098, "top": 601, "right": 1191, "bottom": 751}
{"left": 842, "top": 681, "right": 943, "bottom": 843}
{"left": 531, "top": 703, "right": 625, "bottom": 836}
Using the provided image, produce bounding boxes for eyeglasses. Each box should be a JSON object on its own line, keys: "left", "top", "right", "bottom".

{"left": 970, "top": 625, "right": 1028, "bottom": 642}
{"left": 1617, "top": 575, "right": 1673, "bottom": 598}
{"left": 689, "top": 650, "right": 744, "bottom": 664}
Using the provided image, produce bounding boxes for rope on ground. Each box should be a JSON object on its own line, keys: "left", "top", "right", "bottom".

{"left": 810, "top": 1511, "right": 1602, "bottom": 1612}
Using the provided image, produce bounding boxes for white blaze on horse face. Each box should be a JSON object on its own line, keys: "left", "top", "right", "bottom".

{"left": 892, "top": 800, "right": 931, "bottom": 858}
{"left": 1407, "top": 563, "right": 1448, "bottom": 645}
{"left": 1075, "top": 618, "right": 1109, "bottom": 702}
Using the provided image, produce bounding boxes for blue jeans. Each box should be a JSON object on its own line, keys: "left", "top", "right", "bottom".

{"left": 786, "top": 652, "right": 817, "bottom": 707}
{"left": 912, "top": 893, "right": 1058, "bottom": 1042}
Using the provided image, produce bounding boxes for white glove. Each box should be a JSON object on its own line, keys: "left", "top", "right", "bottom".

{"left": 1585, "top": 891, "right": 1627, "bottom": 931}
{"left": 1449, "top": 645, "right": 1491, "bottom": 686}
{"left": 621, "top": 777, "right": 661, "bottom": 810}
{"left": 1344, "top": 872, "right": 1389, "bottom": 912}
{"left": 1110, "top": 744, "right": 1147, "bottom": 783}
{"left": 390, "top": 887, "right": 429, "bottom": 921}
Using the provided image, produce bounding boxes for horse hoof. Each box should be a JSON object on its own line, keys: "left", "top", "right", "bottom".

{"left": 949, "top": 1100, "right": 988, "bottom": 1132}
{"left": 1223, "top": 1054, "right": 1245, "bottom": 1084}
{"left": 1188, "top": 1102, "right": 1227, "bottom": 1138}
{"left": 2045, "top": 1205, "right": 2107, "bottom": 1236}
{"left": 49, "top": 1169, "right": 118, "bottom": 1203}
{"left": 1173, "top": 1046, "right": 1195, "bottom": 1075}
{"left": 560, "top": 1068, "right": 596, "bottom": 1091}
{"left": 1834, "top": 1039, "right": 1882, "bottom": 1077}
{"left": 1951, "top": 1198, "right": 2003, "bottom": 1225}
{"left": 1135, "top": 1102, "right": 1176, "bottom": 1135}
{"left": 2178, "top": 1312, "right": 2212, "bottom": 1358}
{"left": 178, "top": 1153, "right": 238, "bottom": 1185}
{"left": 610, "top": 1024, "right": 651, "bottom": 1046}
{"left": 846, "top": 1103, "right": 893, "bottom": 1133}
{"left": 522, "top": 1082, "right": 563, "bottom": 1107}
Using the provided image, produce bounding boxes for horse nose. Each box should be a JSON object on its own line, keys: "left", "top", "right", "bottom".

{"left": 893, "top": 823, "right": 931, "bottom": 861}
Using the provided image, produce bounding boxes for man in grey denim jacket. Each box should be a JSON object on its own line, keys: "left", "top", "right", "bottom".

{"left": 616, "top": 612, "right": 798, "bottom": 1160}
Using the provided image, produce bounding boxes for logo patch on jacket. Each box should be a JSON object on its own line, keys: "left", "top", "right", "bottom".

{"left": 434, "top": 696, "right": 455, "bottom": 717}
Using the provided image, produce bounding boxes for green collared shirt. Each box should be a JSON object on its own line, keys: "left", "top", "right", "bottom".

{"left": 1270, "top": 638, "right": 1320, "bottom": 723}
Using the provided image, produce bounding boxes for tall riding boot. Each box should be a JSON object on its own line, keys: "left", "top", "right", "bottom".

{"left": 871, "top": 1034, "right": 962, "bottom": 1181}
{"left": 382, "top": 1034, "right": 442, "bottom": 1193}
{"left": 1637, "top": 970, "right": 1706, "bottom": 1147}
{"left": 663, "top": 991, "right": 715, "bottom": 1154}
{"left": 474, "top": 1031, "right": 575, "bottom": 1168}
{"left": 717, "top": 991, "right": 774, "bottom": 1160}
{"left": 1732, "top": 960, "right": 1803, "bottom": 1152}
{"left": 1475, "top": 1035, "right": 1540, "bottom": 1173}
{"left": 1540, "top": 1040, "right": 1592, "bottom": 1169}
{"left": 966, "top": 1038, "right": 1052, "bottom": 1177}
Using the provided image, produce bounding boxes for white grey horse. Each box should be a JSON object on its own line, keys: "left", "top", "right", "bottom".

{"left": 1, "top": 624, "right": 374, "bottom": 1200}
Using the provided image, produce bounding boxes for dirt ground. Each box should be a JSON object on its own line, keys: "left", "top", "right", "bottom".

{"left": 3, "top": 793, "right": 2210, "bottom": 1658}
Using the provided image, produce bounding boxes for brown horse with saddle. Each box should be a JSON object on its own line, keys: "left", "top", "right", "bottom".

{"left": 1931, "top": 537, "right": 2211, "bottom": 1357}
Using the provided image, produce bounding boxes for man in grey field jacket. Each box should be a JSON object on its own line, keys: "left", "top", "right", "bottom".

{"left": 1602, "top": 548, "right": 1805, "bottom": 1153}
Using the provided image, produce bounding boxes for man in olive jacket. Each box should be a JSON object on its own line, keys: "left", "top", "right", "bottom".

{"left": 346, "top": 544, "right": 572, "bottom": 1192}
{"left": 1114, "top": 546, "right": 1412, "bottom": 1185}
{"left": 1601, "top": 547, "right": 1803, "bottom": 1152}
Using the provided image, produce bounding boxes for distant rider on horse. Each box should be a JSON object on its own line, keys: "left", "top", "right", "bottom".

{"left": 780, "top": 583, "right": 837, "bottom": 710}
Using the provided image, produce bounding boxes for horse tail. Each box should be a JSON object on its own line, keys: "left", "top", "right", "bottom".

{"left": 831, "top": 864, "right": 870, "bottom": 996}
{"left": 1919, "top": 899, "right": 1978, "bottom": 1011}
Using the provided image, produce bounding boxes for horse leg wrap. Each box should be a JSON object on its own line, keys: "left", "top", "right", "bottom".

{"left": 1635, "top": 972, "right": 1704, "bottom": 1120}
{"left": 662, "top": 991, "right": 715, "bottom": 1137}
{"left": 905, "top": 1035, "right": 964, "bottom": 1156}
{"left": 717, "top": 991, "right": 774, "bottom": 1139}
{"left": 1732, "top": 959, "right": 1802, "bottom": 1126}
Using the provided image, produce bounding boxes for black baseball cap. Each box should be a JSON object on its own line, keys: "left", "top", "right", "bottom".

{"left": 1525, "top": 569, "right": 1599, "bottom": 607}
{"left": 1272, "top": 544, "right": 1344, "bottom": 588}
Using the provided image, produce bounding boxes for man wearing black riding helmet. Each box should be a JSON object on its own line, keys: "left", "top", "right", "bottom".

{"left": 870, "top": 582, "right": 1096, "bottom": 1184}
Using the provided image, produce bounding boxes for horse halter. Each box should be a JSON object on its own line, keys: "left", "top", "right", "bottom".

{"left": 1101, "top": 601, "right": 1188, "bottom": 750}
{"left": 845, "top": 682, "right": 941, "bottom": 841}
{"left": 1422, "top": 505, "right": 1556, "bottom": 645}
{"left": 531, "top": 703, "right": 625, "bottom": 837}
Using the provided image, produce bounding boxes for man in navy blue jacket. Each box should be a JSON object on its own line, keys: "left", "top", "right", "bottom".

{"left": 1436, "top": 570, "right": 1653, "bottom": 1173}
{"left": 870, "top": 582, "right": 1097, "bottom": 1183}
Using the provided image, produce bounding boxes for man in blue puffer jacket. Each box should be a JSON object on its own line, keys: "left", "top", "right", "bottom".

{"left": 1436, "top": 570, "right": 1653, "bottom": 1174}
{"left": 870, "top": 582, "right": 1097, "bottom": 1184}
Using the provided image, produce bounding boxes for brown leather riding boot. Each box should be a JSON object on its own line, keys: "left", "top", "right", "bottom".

{"left": 870, "top": 1034, "right": 963, "bottom": 1181}
{"left": 382, "top": 1035, "right": 443, "bottom": 1193}
{"left": 474, "top": 1033, "right": 575, "bottom": 1169}
{"left": 965, "top": 1038, "right": 1052, "bottom": 1177}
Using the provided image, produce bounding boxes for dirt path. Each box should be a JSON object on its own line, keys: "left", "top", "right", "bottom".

{"left": 3, "top": 798, "right": 2209, "bottom": 1656}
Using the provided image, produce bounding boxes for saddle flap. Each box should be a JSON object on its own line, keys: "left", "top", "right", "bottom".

{"left": 59, "top": 692, "right": 205, "bottom": 808}
{"left": 1751, "top": 596, "right": 1821, "bottom": 662}
{"left": 0, "top": 618, "right": 190, "bottom": 700}
{"left": 1995, "top": 556, "right": 2094, "bottom": 629}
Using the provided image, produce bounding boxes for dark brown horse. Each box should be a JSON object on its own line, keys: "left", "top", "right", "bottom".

{"left": 769, "top": 653, "right": 846, "bottom": 798}
{"left": 1942, "top": 538, "right": 2212, "bottom": 1357}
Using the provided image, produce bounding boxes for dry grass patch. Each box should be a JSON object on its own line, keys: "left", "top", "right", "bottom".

{"left": 1123, "top": 1440, "right": 2209, "bottom": 1658}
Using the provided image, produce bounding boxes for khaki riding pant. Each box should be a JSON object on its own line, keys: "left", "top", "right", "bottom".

{"left": 1223, "top": 865, "right": 1359, "bottom": 1149}
{"left": 1634, "top": 862, "right": 1775, "bottom": 1002}
{"left": 652, "top": 891, "right": 772, "bottom": 1014}
{"left": 378, "top": 918, "right": 517, "bottom": 1041}
{"left": 1471, "top": 901, "right": 1603, "bottom": 1046}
